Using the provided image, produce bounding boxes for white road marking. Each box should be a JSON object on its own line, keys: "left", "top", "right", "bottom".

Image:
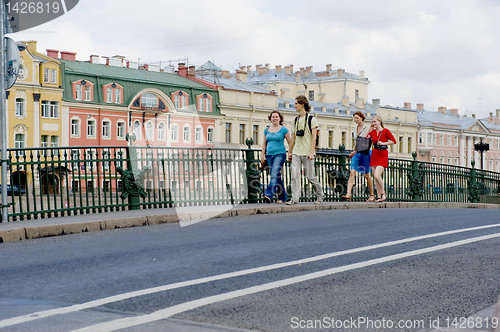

{"left": 72, "top": 232, "right": 500, "bottom": 332}
{"left": 1, "top": 223, "right": 500, "bottom": 329}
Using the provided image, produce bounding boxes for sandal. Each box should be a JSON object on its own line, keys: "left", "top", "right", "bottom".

{"left": 375, "top": 193, "right": 386, "bottom": 203}
{"left": 366, "top": 195, "right": 375, "bottom": 202}
{"left": 341, "top": 195, "right": 351, "bottom": 201}
{"left": 263, "top": 196, "right": 271, "bottom": 204}
{"left": 276, "top": 199, "right": 284, "bottom": 204}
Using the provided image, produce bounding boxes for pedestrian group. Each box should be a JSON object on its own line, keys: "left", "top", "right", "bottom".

{"left": 261, "top": 95, "right": 396, "bottom": 205}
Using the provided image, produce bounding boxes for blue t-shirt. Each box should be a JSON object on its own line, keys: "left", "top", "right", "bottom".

{"left": 264, "top": 126, "right": 289, "bottom": 155}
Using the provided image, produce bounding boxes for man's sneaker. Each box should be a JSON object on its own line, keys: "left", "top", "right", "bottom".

{"left": 314, "top": 196, "right": 324, "bottom": 205}
{"left": 286, "top": 200, "right": 298, "bottom": 205}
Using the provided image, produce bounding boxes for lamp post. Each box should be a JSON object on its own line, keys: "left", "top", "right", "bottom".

{"left": 1, "top": 2, "right": 7, "bottom": 222}
{"left": 474, "top": 140, "right": 489, "bottom": 170}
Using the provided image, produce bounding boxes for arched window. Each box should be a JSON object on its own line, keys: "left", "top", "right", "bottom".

{"left": 145, "top": 121, "right": 154, "bottom": 140}
{"left": 133, "top": 121, "right": 141, "bottom": 140}
{"left": 158, "top": 122, "right": 166, "bottom": 141}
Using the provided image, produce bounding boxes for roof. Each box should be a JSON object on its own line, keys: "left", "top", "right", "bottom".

{"left": 277, "top": 98, "right": 379, "bottom": 118}
{"left": 245, "top": 68, "right": 368, "bottom": 84}
{"left": 60, "top": 59, "right": 209, "bottom": 89}
{"left": 417, "top": 110, "right": 488, "bottom": 131}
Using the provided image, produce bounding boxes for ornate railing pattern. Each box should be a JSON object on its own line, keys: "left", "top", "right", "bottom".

{"left": 2, "top": 145, "right": 500, "bottom": 222}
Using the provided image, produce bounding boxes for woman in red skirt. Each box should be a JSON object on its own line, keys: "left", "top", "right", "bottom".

{"left": 367, "top": 115, "right": 396, "bottom": 202}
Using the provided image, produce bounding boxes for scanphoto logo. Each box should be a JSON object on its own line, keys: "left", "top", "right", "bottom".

{"left": 5, "top": 0, "right": 79, "bottom": 33}
{"left": 125, "top": 105, "right": 246, "bottom": 227}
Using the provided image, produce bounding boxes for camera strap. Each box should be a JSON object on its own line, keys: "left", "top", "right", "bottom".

{"left": 294, "top": 114, "right": 309, "bottom": 132}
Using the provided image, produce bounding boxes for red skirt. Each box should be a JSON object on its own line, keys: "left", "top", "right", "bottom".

{"left": 370, "top": 149, "right": 389, "bottom": 168}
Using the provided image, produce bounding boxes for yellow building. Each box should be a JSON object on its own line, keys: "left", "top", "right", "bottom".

{"left": 6, "top": 40, "right": 64, "bottom": 187}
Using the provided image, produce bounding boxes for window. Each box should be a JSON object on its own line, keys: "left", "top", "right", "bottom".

{"left": 432, "top": 156, "right": 436, "bottom": 163}
{"left": 146, "top": 122, "right": 153, "bottom": 140}
{"left": 15, "top": 98, "right": 25, "bottom": 116}
{"left": 207, "top": 127, "right": 214, "bottom": 143}
{"left": 440, "top": 157, "right": 444, "bottom": 164}
{"left": 41, "top": 135, "right": 49, "bottom": 155}
{"left": 408, "top": 137, "right": 412, "bottom": 154}
{"left": 41, "top": 101, "right": 59, "bottom": 118}
{"left": 171, "top": 124, "right": 179, "bottom": 141}
{"left": 142, "top": 93, "right": 158, "bottom": 108}
{"left": 174, "top": 94, "right": 180, "bottom": 108}
{"left": 71, "top": 119, "right": 80, "bottom": 137}
{"left": 183, "top": 125, "right": 191, "bottom": 143}
{"left": 133, "top": 121, "right": 141, "bottom": 140}
{"left": 448, "top": 157, "right": 452, "bottom": 165}
{"left": 51, "top": 136, "right": 59, "bottom": 156}
{"left": 239, "top": 124, "right": 245, "bottom": 144}
{"left": 102, "top": 120, "right": 111, "bottom": 138}
{"left": 399, "top": 137, "right": 403, "bottom": 153}
{"left": 328, "top": 130, "right": 334, "bottom": 148}
{"left": 341, "top": 131, "right": 346, "bottom": 145}
{"left": 51, "top": 69, "right": 56, "bottom": 84}
{"left": 75, "top": 84, "right": 82, "bottom": 100}
{"left": 44, "top": 68, "right": 49, "bottom": 83}
{"left": 225, "top": 123, "right": 231, "bottom": 143}
{"left": 355, "top": 90, "right": 359, "bottom": 99}
{"left": 455, "top": 158, "right": 459, "bottom": 166}
{"left": 71, "top": 150, "right": 80, "bottom": 172}
{"left": 115, "top": 89, "right": 121, "bottom": 104}
{"left": 195, "top": 127, "right": 203, "bottom": 143}
{"left": 158, "top": 122, "right": 165, "bottom": 141}
{"left": 87, "top": 119, "right": 96, "bottom": 137}
{"left": 447, "top": 135, "right": 451, "bottom": 146}
{"left": 15, "top": 133, "right": 25, "bottom": 149}
{"left": 197, "top": 94, "right": 212, "bottom": 112}
{"left": 309, "top": 90, "right": 314, "bottom": 101}
{"left": 106, "top": 87, "right": 113, "bottom": 103}
{"left": 253, "top": 125, "right": 259, "bottom": 145}
{"left": 84, "top": 85, "right": 92, "bottom": 101}
{"left": 419, "top": 133, "right": 424, "bottom": 144}
{"left": 117, "top": 122, "right": 125, "bottom": 139}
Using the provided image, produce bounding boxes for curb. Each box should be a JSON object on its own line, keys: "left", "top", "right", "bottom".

{"left": 1, "top": 202, "right": 499, "bottom": 244}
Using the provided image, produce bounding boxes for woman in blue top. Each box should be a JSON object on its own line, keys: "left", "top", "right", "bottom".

{"left": 261, "top": 110, "right": 292, "bottom": 203}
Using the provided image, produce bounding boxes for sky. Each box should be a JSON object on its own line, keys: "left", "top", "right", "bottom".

{"left": 9, "top": 0, "right": 500, "bottom": 118}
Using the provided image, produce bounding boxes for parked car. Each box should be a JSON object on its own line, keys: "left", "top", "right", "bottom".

{"left": 0, "top": 184, "right": 26, "bottom": 196}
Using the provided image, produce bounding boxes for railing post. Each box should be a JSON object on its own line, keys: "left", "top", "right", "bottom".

{"left": 244, "top": 138, "right": 260, "bottom": 204}
{"left": 336, "top": 144, "right": 349, "bottom": 197}
{"left": 468, "top": 160, "right": 480, "bottom": 203}
{"left": 408, "top": 152, "right": 423, "bottom": 201}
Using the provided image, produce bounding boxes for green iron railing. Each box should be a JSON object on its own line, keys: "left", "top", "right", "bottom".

{"left": 2, "top": 145, "right": 500, "bottom": 222}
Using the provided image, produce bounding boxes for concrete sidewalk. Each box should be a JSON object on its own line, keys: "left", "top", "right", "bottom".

{"left": 1, "top": 201, "right": 499, "bottom": 244}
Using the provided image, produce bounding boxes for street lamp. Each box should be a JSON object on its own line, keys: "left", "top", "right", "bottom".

{"left": 474, "top": 140, "right": 489, "bottom": 170}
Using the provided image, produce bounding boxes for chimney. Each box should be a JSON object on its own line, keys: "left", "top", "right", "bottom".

{"left": 295, "top": 71, "right": 301, "bottom": 81}
{"left": 275, "top": 65, "right": 282, "bottom": 73}
{"left": 472, "top": 114, "right": 476, "bottom": 118}
{"left": 404, "top": 102, "right": 411, "bottom": 109}
{"left": 356, "top": 98, "right": 365, "bottom": 110}
{"left": 337, "top": 68, "right": 345, "bottom": 77}
{"left": 284, "top": 65, "right": 292, "bottom": 75}
{"left": 177, "top": 63, "right": 188, "bottom": 77}
{"left": 306, "top": 66, "right": 313, "bottom": 75}
{"left": 258, "top": 66, "right": 267, "bottom": 75}
{"left": 359, "top": 70, "right": 365, "bottom": 79}
{"left": 142, "top": 64, "right": 149, "bottom": 71}
{"left": 326, "top": 64, "right": 332, "bottom": 73}
{"left": 246, "top": 65, "right": 251, "bottom": 73}
{"left": 46, "top": 49, "right": 59, "bottom": 59}
{"left": 239, "top": 66, "right": 245, "bottom": 71}
{"left": 235, "top": 70, "right": 247, "bottom": 83}
{"left": 60, "top": 51, "right": 76, "bottom": 61}
{"left": 89, "top": 55, "right": 100, "bottom": 64}
{"left": 342, "top": 95, "right": 349, "bottom": 107}
{"left": 221, "top": 70, "right": 230, "bottom": 78}
{"left": 438, "top": 107, "right": 447, "bottom": 114}
{"left": 416, "top": 103, "right": 424, "bottom": 111}
{"left": 497, "top": 109, "right": 500, "bottom": 119}
{"left": 450, "top": 108, "right": 459, "bottom": 116}
{"left": 372, "top": 98, "right": 380, "bottom": 106}
{"left": 265, "top": 63, "right": 270, "bottom": 71}
{"left": 255, "top": 64, "right": 262, "bottom": 73}
{"left": 488, "top": 112, "right": 494, "bottom": 123}
{"left": 495, "top": 118, "right": 500, "bottom": 125}
{"left": 26, "top": 40, "right": 37, "bottom": 54}
{"left": 188, "top": 66, "right": 196, "bottom": 77}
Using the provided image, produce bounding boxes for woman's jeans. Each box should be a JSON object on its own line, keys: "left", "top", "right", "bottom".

{"left": 265, "top": 153, "right": 288, "bottom": 201}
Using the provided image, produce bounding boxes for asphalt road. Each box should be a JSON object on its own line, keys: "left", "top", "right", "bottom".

{"left": 1, "top": 208, "right": 500, "bottom": 332}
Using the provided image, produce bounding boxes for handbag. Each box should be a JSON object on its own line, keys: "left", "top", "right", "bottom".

{"left": 356, "top": 136, "right": 372, "bottom": 154}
